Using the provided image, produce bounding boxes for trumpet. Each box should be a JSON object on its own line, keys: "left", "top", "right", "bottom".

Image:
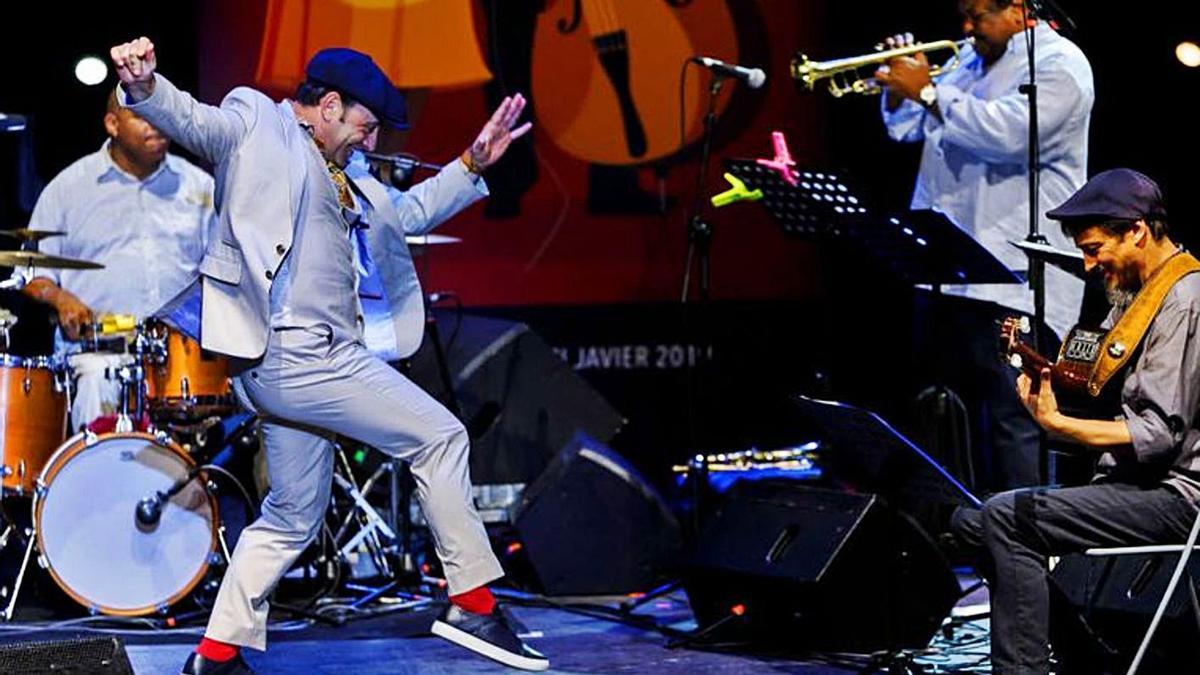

{"left": 791, "top": 38, "right": 973, "bottom": 98}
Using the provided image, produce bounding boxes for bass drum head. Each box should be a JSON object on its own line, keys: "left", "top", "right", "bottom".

{"left": 34, "top": 432, "right": 217, "bottom": 616}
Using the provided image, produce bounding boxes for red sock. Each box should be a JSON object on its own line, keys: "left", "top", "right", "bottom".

{"left": 450, "top": 586, "right": 496, "bottom": 615}
{"left": 196, "top": 637, "right": 239, "bottom": 662}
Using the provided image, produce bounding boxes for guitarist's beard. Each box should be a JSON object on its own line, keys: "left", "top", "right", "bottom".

{"left": 1106, "top": 267, "right": 1142, "bottom": 312}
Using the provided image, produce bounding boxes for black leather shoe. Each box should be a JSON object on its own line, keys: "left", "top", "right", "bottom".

{"left": 431, "top": 604, "right": 550, "bottom": 671}
{"left": 181, "top": 652, "right": 255, "bottom": 675}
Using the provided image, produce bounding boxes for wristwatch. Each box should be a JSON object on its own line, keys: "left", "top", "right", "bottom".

{"left": 918, "top": 83, "right": 938, "bottom": 108}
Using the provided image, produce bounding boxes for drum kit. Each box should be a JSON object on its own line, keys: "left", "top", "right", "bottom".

{"left": 0, "top": 230, "right": 460, "bottom": 621}
{"left": 0, "top": 238, "right": 237, "bottom": 619}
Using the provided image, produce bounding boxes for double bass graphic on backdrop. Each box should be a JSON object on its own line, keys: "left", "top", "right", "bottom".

{"left": 528, "top": 0, "right": 756, "bottom": 214}
{"left": 533, "top": 0, "right": 742, "bottom": 165}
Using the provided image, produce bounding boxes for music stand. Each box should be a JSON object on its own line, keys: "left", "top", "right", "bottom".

{"left": 726, "top": 159, "right": 1020, "bottom": 286}
{"left": 793, "top": 395, "right": 982, "bottom": 509}
{"left": 724, "top": 159, "right": 871, "bottom": 239}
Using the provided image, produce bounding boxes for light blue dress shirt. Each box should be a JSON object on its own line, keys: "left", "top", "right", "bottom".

{"left": 29, "top": 140, "right": 217, "bottom": 320}
{"left": 344, "top": 151, "right": 485, "bottom": 361}
{"left": 882, "top": 23, "right": 1094, "bottom": 337}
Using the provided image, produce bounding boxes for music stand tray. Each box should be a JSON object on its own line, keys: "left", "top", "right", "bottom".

{"left": 793, "top": 395, "right": 982, "bottom": 509}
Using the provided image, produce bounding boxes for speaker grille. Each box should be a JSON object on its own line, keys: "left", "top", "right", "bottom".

{"left": 0, "top": 637, "right": 134, "bottom": 674}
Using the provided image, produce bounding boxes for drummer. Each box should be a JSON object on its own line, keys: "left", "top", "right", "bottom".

{"left": 20, "top": 90, "right": 216, "bottom": 432}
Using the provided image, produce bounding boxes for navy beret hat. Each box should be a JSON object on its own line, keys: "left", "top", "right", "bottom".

{"left": 305, "top": 48, "right": 408, "bottom": 129}
{"left": 1046, "top": 168, "right": 1166, "bottom": 222}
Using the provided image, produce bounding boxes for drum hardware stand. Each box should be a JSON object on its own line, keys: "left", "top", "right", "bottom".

{"left": 326, "top": 444, "right": 424, "bottom": 609}
{"left": 0, "top": 309, "right": 15, "bottom": 351}
{"left": 1, "top": 525, "right": 36, "bottom": 621}
{"left": 108, "top": 323, "right": 165, "bottom": 433}
{"left": 331, "top": 467, "right": 397, "bottom": 577}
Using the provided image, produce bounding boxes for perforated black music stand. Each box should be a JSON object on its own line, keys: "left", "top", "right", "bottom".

{"left": 725, "top": 158, "right": 1020, "bottom": 286}
{"left": 724, "top": 159, "right": 871, "bottom": 238}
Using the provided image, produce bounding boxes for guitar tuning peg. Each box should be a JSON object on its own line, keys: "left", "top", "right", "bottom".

{"left": 1008, "top": 354, "right": 1024, "bottom": 370}
{"left": 1018, "top": 316, "right": 1031, "bottom": 334}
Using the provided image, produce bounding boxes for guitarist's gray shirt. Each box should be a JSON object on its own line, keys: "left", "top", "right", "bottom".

{"left": 1097, "top": 273, "right": 1200, "bottom": 505}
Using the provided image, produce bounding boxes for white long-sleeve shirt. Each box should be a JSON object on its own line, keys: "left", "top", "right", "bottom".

{"left": 30, "top": 141, "right": 216, "bottom": 320}
{"left": 883, "top": 23, "right": 1094, "bottom": 336}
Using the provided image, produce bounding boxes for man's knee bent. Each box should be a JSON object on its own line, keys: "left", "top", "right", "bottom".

{"left": 259, "top": 492, "right": 328, "bottom": 544}
{"left": 981, "top": 490, "right": 1019, "bottom": 544}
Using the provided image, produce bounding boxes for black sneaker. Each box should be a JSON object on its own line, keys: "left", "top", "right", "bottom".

{"left": 181, "top": 652, "right": 255, "bottom": 674}
{"left": 431, "top": 605, "right": 550, "bottom": 671}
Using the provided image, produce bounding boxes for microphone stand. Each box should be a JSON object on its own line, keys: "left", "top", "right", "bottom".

{"left": 1020, "top": 0, "right": 1076, "bottom": 485}
{"left": 678, "top": 69, "right": 726, "bottom": 528}
{"left": 680, "top": 72, "right": 725, "bottom": 304}
{"left": 1016, "top": 6, "right": 1049, "bottom": 485}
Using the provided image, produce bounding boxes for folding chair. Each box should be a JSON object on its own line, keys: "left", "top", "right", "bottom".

{"left": 1083, "top": 505, "right": 1200, "bottom": 674}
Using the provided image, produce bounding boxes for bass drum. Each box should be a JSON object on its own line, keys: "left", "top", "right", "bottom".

{"left": 33, "top": 432, "right": 219, "bottom": 616}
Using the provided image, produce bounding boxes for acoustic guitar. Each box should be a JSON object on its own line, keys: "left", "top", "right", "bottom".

{"left": 999, "top": 316, "right": 1122, "bottom": 417}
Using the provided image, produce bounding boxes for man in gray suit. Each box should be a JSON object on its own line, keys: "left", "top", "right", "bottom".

{"left": 109, "top": 37, "right": 544, "bottom": 673}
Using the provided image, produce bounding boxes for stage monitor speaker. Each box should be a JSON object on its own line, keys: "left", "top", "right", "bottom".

{"left": 1050, "top": 552, "right": 1200, "bottom": 673}
{"left": 0, "top": 636, "right": 134, "bottom": 673}
{"left": 408, "top": 312, "right": 625, "bottom": 485}
{"left": 683, "top": 480, "right": 960, "bottom": 653}
{"left": 514, "top": 432, "right": 682, "bottom": 596}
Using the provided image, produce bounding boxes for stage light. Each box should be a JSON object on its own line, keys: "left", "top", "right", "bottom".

{"left": 1177, "top": 41, "right": 1200, "bottom": 68}
{"left": 75, "top": 56, "right": 108, "bottom": 86}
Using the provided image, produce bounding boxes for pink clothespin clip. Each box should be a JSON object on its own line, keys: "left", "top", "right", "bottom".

{"left": 755, "top": 130, "right": 799, "bottom": 186}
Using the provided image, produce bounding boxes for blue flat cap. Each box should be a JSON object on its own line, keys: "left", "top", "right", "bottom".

{"left": 305, "top": 48, "right": 408, "bottom": 129}
{"left": 1046, "top": 168, "right": 1166, "bottom": 222}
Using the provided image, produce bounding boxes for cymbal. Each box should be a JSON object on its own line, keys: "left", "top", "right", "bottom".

{"left": 0, "top": 228, "right": 65, "bottom": 242}
{"left": 1009, "top": 240, "right": 1086, "bottom": 280}
{"left": 0, "top": 250, "right": 104, "bottom": 270}
{"left": 405, "top": 234, "right": 462, "bottom": 246}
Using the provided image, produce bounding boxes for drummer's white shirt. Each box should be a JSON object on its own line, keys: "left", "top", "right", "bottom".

{"left": 28, "top": 140, "right": 217, "bottom": 329}
{"left": 25, "top": 141, "right": 216, "bottom": 431}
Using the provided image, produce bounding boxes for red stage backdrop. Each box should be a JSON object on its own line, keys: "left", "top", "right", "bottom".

{"left": 200, "top": 0, "right": 828, "bottom": 307}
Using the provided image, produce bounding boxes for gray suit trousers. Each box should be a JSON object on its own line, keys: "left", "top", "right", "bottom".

{"left": 206, "top": 326, "right": 503, "bottom": 649}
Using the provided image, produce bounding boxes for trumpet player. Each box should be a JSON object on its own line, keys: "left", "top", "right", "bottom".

{"left": 876, "top": 0, "right": 1094, "bottom": 492}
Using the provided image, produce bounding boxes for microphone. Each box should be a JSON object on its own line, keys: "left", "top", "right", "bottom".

{"left": 135, "top": 493, "right": 166, "bottom": 528}
{"left": 690, "top": 57, "right": 766, "bottom": 89}
{"left": 1027, "top": 0, "right": 1077, "bottom": 33}
{"left": 360, "top": 152, "right": 444, "bottom": 189}
{"left": 359, "top": 151, "right": 443, "bottom": 173}
{"left": 134, "top": 468, "right": 203, "bottom": 529}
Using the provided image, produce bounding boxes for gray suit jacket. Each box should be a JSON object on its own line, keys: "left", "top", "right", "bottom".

{"left": 123, "top": 75, "right": 483, "bottom": 359}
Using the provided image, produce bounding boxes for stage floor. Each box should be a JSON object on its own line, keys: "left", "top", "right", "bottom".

{"left": 1, "top": 580, "right": 992, "bottom": 674}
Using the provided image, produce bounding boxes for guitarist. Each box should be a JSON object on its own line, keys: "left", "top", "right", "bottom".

{"left": 953, "top": 169, "right": 1200, "bottom": 674}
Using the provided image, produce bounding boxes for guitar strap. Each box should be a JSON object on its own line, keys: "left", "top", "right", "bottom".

{"left": 1087, "top": 250, "right": 1200, "bottom": 396}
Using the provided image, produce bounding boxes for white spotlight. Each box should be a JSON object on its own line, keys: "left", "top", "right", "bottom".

{"left": 75, "top": 56, "right": 108, "bottom": 86}
{"left": 1177, "top": 42, "right": 1200, "bottom": 68}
